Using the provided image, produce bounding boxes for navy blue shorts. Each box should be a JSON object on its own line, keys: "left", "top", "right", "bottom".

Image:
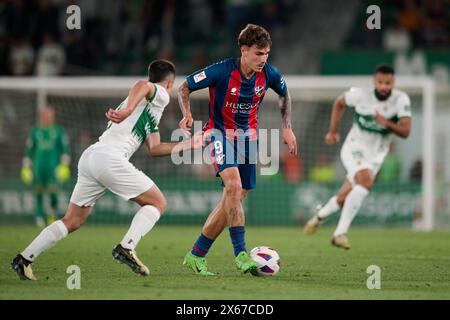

{"left": 208, "top": 137, "right": 257, "bottom": 190}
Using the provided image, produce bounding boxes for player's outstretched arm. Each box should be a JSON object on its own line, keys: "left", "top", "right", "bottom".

{"left": 278, "top": 91, "right": 297, "bottom": 155}
{"left": 144, "top": 131, "right": 204, "bottom": 157}
{"left": 325, "top": 94, "right": 346, "bottom": 145}
{"left": 177, "top": 80, "right": 194, "bottom": 136}
{"left": 106, "top": 80, "right": 155, "bottom": 123}
{"left": 374, "top": 113, "right": 411, "bottom": 138}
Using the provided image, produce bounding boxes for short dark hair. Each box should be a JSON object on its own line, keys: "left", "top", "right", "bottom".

{"left": 238, "top": 24, "right": 272, "bottom": 49}
{"left": 148, "top": 60, "right": 176, "bottom": 83}
{"left": 375, "top": 64, "right": 395, "bottom": 75}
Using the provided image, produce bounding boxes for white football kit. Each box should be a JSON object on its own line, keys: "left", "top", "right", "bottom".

{"left": 340, "top": 87, "right": 411, "bottom": 184}
{"left": 70, "top": 83, "right": 170, "bottom": 207}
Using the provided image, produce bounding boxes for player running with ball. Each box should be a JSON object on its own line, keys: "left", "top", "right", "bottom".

{"left": 178, "top": 24, "right": 297, "bottom": 275}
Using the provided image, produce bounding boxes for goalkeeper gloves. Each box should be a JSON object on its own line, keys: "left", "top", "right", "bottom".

{"left": 20, "top": 166, "right": 33, "bottom": 185}
{"left": 56, "top": 163, "right": 71, "bottom": 183}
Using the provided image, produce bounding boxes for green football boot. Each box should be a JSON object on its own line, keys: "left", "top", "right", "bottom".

{"left": 183, "top": 252, "right": 214, "bottom": 276}
{"left": 235, "top": 251, "right": 258, "bottom": 274}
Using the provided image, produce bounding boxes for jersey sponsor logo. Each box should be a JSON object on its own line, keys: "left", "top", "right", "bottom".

{"left": 255, "top": 86, "right": 264, "bottom": 97}
{"left": 225, "top": 101, "right": 258, "bottom": 114}
{"left": 357, "top": 115, "right": 384, "bottom": 130}
{"left": 193, "top": 71, "right": 206, "bottom": 83}
{"left": 230, "top": 87, "right": 237, "bottom": 95}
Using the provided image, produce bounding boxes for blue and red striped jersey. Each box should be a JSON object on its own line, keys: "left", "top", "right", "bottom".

{"left": 186, "top": 58, "right": 287, "bottom": 140}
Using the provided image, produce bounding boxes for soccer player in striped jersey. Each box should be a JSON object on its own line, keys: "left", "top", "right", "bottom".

{"left": 304, "top": 65, "right": 412, "bottom": 249}
{"left": 11, "top": 60, "right": 204, "bottom": 280}
{"left": 178, "top": 24, "right": 298, "bottom": 275}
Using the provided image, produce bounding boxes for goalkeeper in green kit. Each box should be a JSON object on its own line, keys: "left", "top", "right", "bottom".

{"left": 21, "top": 106, "right": 71, "bottom": 227}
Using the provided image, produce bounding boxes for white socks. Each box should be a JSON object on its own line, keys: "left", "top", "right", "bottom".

{"left": 317, "top": 196, "right": 340, "bottom": 219}
{"left": 120, "top": 205, "right": 161, "bottom": 250}
{"left": 19, "top": 206, "right": 161, "bottom": 262}
{"left": 21, "top": 220, "right": 68, "bottom": 262}
{"left": 334, "top": 185, "right": 369, "bottom": 237}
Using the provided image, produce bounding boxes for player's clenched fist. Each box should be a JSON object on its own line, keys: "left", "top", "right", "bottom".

{"left": 325, "top": 132, "right": 340, "bottom": 145}
{"left": 282, "top": 128, "right": 298, "bottom": 155}
{"left": 179, "top": 114, "right": 194, "bottom": 136}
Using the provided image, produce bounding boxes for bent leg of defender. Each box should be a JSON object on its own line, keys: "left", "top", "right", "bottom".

{"left": 12, "top": 203, "right": 92, "bottom": 280}
{"left": 112, "top": 184, "right": 166, "bottom": 276}
{"left": 12, "top": 148, "right": 107, "bottom": 281}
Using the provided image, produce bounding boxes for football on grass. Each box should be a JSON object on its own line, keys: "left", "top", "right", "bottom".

{"left": 249, "top": 246, "right": 281, "bottom": 276}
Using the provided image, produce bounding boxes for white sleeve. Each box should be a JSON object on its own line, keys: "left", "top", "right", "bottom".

{"left": 147, "top": 85, "right": 170, "bottom": 129}
{"left": 344, "top": 87, "right": 362, "bottom": 107}
{"left": 151, "top": 84, "right": 170, "bottom": 109}
{"left": 397, "top": 93, "right": 412, "bottom": 118}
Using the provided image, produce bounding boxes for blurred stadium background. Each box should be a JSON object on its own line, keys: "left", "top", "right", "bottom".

{"left": 0, "top": 0, "right": 449, "bottom": 230}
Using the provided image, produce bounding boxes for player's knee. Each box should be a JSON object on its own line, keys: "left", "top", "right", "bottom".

{"left": 365, "top": 181, "right": 373, "bottom": 189}
{"left": 225, "top": 180, "right": 242, "bottom": 200}
{"left": 155, "top": 196, "right": 167, "bottom": 215}
{"left": 355, "top": 171, "right": 373, "bottom": 190}
{"left": 358, "top": 178, "right": 373, "bottom": 190}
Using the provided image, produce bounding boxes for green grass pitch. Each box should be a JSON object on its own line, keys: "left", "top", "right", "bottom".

{"left": 1, "top": 225, "right": 449, "bottom": 299}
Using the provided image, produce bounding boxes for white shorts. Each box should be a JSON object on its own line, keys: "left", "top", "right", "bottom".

{"left": 340, "top": 139, "right": 387, "bottom": 185}
{"left": 70, "top": 145, "right": 154, "bottom": 207}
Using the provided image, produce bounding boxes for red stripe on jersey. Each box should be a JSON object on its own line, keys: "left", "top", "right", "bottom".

{"left": 203, "top": 86, "right": 215, "bottom": 132}
{"left": 248, "top": 71, "right": 266, "bottom": 140}
{"left": 222, "top": 69, "right": 241, "bottom": 139}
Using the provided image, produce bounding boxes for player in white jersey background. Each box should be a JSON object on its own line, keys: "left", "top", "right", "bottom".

{"left": 304, "top": 65, "right": 412, "bottom": 249}
{"left": 11, "top": 60, "right": 204, "bottom": 280}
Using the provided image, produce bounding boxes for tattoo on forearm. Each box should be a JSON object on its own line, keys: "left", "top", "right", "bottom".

{"left": 178, "top": 81, "right": 191, "bottom": 116}
{"left": 279, "top": 93, "right": 292, "bottom": 129}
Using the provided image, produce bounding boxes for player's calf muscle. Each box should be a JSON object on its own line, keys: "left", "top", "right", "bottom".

{"left": 227, "top": 206, "right": 244, "bottom": 226}
{"left": 61, "top": 203, "right": 91, "bottom": 232}
{"left": 62, "top": 216, "right": 86, "bottom": 232}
